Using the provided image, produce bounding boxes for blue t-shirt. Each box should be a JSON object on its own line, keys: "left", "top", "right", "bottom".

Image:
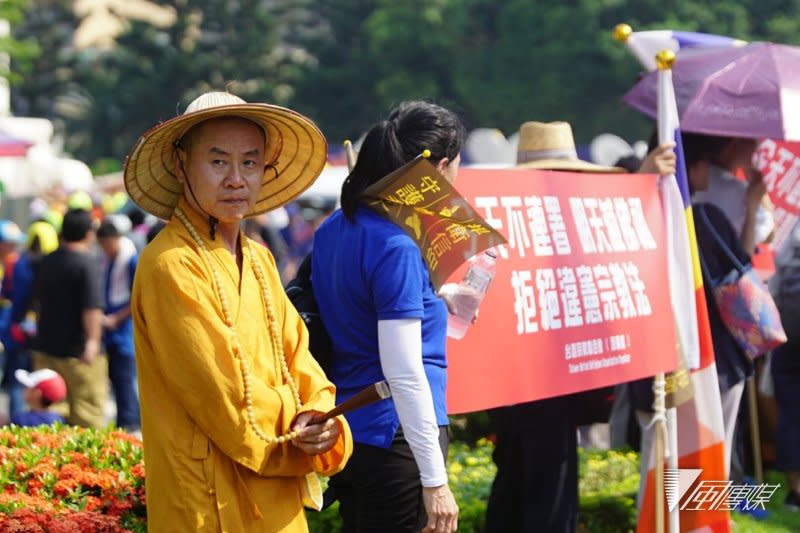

{"left": 11, "top": 410, "right": 65, "bottom": 427}
{"left": 312, "top": 208, "right": 448, "bottom": 448}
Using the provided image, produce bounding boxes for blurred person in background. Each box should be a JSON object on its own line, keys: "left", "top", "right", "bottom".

{"left": 0, "top": 221, "right": 22, "bottom": 303}
{"left": 771, "top": 288, "right": 800, "bottom": 510}
{"left": 1, "top": 221, "right": 59, "bottom": 418}
{"left": 769, "top": 219, "right": 800, "bottom": 511}
{"left": 67, "top": 190, "right": 95, "bottom": 215}
{"left": 0, "top": 368, "right": 67, "bottom": 427}
{"left": 0, "top": 221, "right": 22, "bottom": 374}
{"left": 281, "top": 202, "right": 326, "bottom": 281}
{"left": 691, "top": 135, "right": 773, "bottom": 255}
{"left": 243, "top": 218, "right": 267, "bottom": 246}
{"left": 97, "top": 220, "right": 141, "bottom": 432}
{"left": 258, "top": 208, "right": 292, "bottom": 282}
{"left": 126, "top": 207, "right": 150, "bottom": 251}
{"left": 313, "top": 100, "right": 464, "bottom": 533}
{"left": 32, "top": 209, "right": 107, "bottom": 428}
{"left": 298, "top": 197, "right": 337, "bottom": 230}
{"left": 689, "top": 134, "right": 764, "bottom": 489}
{"left": 145, "top": 220, "right": 166, "bottom": 244}
{"left": 632, "top": 133, "right": 753, "bottom": 507}
{"left": 687, "top": 133, "right": 755, "bottom": 480}
{"left": 0, "top": 220, "right": 22, "bottom": 414}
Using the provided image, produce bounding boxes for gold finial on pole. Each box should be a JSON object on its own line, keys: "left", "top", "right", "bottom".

{"left": 656, "top": 49, "right": 676, "bottom": 71}
{"left": 613, "top": 23, "right": 633, "bottom": 43}
{"left": 344, "top": 139, "right": 357, "bottom": 172}
{"left": 422, "top": 149, "right": 431, "bottom": 159}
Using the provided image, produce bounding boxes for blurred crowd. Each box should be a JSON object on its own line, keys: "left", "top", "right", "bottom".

{"left": 0, "top": 119, "right": 797, "bottom": 532}
{"left": 0, "top": 189, "right": 337, "bottom": 431}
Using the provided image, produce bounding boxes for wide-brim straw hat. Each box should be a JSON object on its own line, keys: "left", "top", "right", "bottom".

{"left": 516, "top": 121, "right": 623, "bottom": 173}
{"left": 124, "top": 92, "right": 327, "bottom": 220}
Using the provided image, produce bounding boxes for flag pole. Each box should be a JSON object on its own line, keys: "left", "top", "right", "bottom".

{"left": 649, "top": 210, "right": 672, "bottom": 533}
{"left": 666, "top": 395, "right": 679, "bottom": 533}
{"left": 656, "top": 48, "right": 681, "bottom": 533}
{"left": 652, "top": 374, "right": 667, "bottom": 533}
{"left": 618, "top": 25, "right": 669, "bottom": 532}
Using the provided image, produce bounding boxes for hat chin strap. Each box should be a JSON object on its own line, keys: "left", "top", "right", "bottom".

{"left": 177, "top": 155, "right": 219, "bottom": 240}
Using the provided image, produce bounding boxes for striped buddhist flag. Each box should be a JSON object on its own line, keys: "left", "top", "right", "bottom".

{"left": 636, "top": 55, "right": 730, "bottom": 533}
{"left": 617, "top": 26, "right": 746, "bottom": 72}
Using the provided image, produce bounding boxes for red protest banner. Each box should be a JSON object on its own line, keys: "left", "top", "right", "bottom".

{"left": 445, "top": 168, "right": 678, "bottom": 414}
{"left": 755, "top": 139, "right": 800, "bottom": 256}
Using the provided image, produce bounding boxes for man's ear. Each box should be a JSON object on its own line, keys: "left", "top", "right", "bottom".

{"left": 173, "top": 149, "right": 187, "bottom": 184}
{"left": 435, "top": 157, "right": 450, "bottom": 174}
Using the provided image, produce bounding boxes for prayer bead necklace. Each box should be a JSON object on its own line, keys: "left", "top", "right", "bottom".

{"left": 175, "top": 208, "right": 302, "bottom": 445}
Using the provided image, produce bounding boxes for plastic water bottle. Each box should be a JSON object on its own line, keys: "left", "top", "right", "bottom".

{"left": 446, "top": 250, "right": 497, "bottom": 339}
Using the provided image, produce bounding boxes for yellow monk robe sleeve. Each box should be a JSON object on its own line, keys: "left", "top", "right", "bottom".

{"left": 255, "top": 245, "right": 353, "bottom": 477}
{"left": 136, "top": 252, "right": 304, "bottom": 475}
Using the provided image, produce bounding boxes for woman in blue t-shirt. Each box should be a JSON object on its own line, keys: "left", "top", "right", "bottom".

{"left": 313, "top": 101, "right": 464, "bottom": 533}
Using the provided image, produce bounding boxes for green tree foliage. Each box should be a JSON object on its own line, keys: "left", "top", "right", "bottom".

{"left": 288, "top": 0, "right": 382, "bottom": 141}
{"left": 446, "top": 0, "right": 641, "bottom": 139}
{"left": 11, "top": 0, "right": 78, "bottom": 117}
{"left": 293, "top": 0, "right": 800, "bottom": 145}
{"left": 291, "top": 0, "right": 464, "bottom": 142}
{"left": 16, "top": 0, "right": 313, "bottom": 163}
{"left": 11, "top": 0, "right": 800, "bottom": 166}
{"left": 0, "top": 0, "right": 26, "bottom": 22}
{"left": 0, "top": 0, "right": 39, "bottom": 84}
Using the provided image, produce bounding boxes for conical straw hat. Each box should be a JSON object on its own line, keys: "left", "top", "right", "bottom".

{"left": 124, "top": 92, "right": 328, "bottom": 219}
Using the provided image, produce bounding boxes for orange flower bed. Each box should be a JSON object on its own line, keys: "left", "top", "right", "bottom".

{"left": 0, "top": 425, "right": 146, "bottom": 532}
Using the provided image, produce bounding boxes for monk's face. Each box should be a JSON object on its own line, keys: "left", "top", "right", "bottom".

{"left": 177, "top": 117, "right": 266, "bottom": 225}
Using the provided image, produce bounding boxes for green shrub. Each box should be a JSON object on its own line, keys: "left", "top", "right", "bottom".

{"left": 578, "top": 448, "right": 639, "bottom": 533}
{"left": 307, "top": 441, "right": 643, "bottom": 532}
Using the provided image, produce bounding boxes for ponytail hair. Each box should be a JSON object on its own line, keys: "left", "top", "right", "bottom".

{"left": 341, "top": 101, "right": 465, "bottom": 220}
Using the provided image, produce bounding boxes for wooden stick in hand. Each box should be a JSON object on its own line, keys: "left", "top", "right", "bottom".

{"left": 309, "top": 381, "right": 391, "bottom": 425}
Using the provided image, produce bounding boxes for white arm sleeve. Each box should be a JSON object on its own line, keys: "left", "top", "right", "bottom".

{"left": 378, "top": 318, "right": 448, "bottom": 487}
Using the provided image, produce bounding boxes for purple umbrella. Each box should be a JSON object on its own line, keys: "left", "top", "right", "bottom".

{"left": 0, "top": 130, "right": 32, "bottom": 157}
{"left": 623, "top": 42, "right": 800, "bottom": 141}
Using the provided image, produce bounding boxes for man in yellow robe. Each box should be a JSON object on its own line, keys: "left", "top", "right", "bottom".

{"left": 125, "top": 91, "right": 352, "bottom": 532}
